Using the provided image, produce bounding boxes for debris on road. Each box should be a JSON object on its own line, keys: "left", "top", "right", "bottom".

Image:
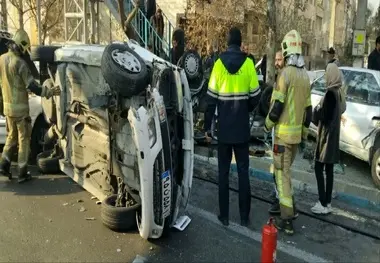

{"left": 77, "top": 199, "right": 83, "bottom": 203}
{"left": 302, "top": 225, "right": 306, "bottom": 229}
{"left": 132, "top": 255, "right": 147, "bottom": 263}
{"left": 85, "top": 217, "right": 95, "bottom": 221}
{"left": 79, "top": 206, "right": 86, "bottom": 212}
{"left": 48, "top": 219, "right": 53, "bottom": 222}
{"left": 173, "top": 215, "right": 191, "bottom": 231}
{"left": 149, "top": 246, "right": 153, "bottom": 251}
{"left": 116, "top": 248, "right": 121, "bottom": 253}
{"left": 63, "top": 202, "right": 69, "bottom": 206}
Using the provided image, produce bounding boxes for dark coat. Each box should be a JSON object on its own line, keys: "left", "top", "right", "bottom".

{"left": 312, "top": 64, "right": 342, "bottom": 164}
{"left": 150, "top": 14, "right": 164, "bottom": 37}
{"left": 368, "top": 49, "right": 380, "bottom": 71}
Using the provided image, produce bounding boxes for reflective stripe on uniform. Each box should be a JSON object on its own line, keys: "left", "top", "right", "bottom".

{"left": 272, "top": 90, "right": 286, "bottom": 103}
{"left": 207, "top": 58, "right": 260, "bottom": 98}
{"left": 275, "top": 124, "right": 302, "bottom": 136}
{"left": 275, "top": 169, "right": 293, "bottom": 208}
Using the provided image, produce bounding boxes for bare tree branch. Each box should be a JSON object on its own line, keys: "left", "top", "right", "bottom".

{"left": 24, "top": 0, "right": 64, "bottom": 44}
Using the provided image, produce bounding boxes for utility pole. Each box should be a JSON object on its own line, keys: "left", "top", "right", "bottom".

{"left": 37, "top": 0, "right": 42, "bottom": 44}
{"left": 328, "top": 0, "right": 337, "bottom": 48}
{"left": 0, "top": 0, "right": 7, "bottom": 30}
{"left": 266, "top": 0, "right": 276, "bottom": 85}
{"left": 352, "top": 0, "right": 367, "bottom": 68}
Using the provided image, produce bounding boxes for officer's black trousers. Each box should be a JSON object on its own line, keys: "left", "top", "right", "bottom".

{"left": 218, "top": 142, "right": 251, "bottom": 220}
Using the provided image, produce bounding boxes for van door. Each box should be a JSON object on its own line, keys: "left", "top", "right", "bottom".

{"left": 339, "top": 70, "right": 380, "bottom": 160}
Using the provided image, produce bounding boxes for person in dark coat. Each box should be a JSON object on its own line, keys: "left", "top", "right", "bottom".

{"left": 150, "top": 8, "right": 164, "bottom": 56}
{"left": 368, "top": 36, "right": 380, "bottom": 71}
{"left": 311, "top": 63, "right": 342, "bottom": 215}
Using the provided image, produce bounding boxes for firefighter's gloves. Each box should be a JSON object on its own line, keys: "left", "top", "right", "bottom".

{"left": 42, "top": 85, "right": 61, "bottom": 99}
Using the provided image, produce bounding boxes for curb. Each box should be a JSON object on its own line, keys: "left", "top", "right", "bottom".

{"left": 194, "top": 154, "right": 380, "bottom": 212}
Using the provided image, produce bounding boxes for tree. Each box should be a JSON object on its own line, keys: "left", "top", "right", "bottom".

{"left": 24, "top": 0, "right": 64, "bottom": 45}
{"left": 368, "top": 4, "right": 380, "bottom": 38}
{"left": 184, "top": 0, "right": 266, "bottom": 57}
{"left": 266, "top": 0, "right": 276, "bottom": 85}
{"left": 276, "top": 0, "right": 314, "bottom": 47}
{"left": 8, "top": 0, "right": 33, "bottom": 29}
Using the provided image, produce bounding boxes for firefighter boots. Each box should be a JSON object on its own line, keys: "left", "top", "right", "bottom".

{"left": 0, "top": 158, "right": 12, "bottom": 179}
{"left": 17, "top": 165, "right": 31, "bottom": 184}
{"left": 274, "top": 217, "right": 294, "bottom": 236}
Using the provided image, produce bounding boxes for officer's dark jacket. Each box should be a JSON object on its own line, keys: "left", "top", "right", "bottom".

{"left": 204, "top": 45, "right": 261, "bottom": 144}
{"left": 368, "top": 49, "right": 380, "bottom": 71}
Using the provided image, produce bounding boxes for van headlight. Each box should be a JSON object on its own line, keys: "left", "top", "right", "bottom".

{"left": 148, "top": 117, "right": 157, "bottom": 147}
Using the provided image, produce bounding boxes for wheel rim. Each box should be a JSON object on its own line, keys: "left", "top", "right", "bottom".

{"left": 184, "top": 54, "right": 198, "bottom": 77}
{"left": 375, "top": 155, "right": 380, "bottom": 181}
{"left": 111, "top": 49, "right": 141, "bottom": 73}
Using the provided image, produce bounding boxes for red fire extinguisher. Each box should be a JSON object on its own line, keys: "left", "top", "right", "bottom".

{"left": 261, "top": 217, "right": 278, "bottom": 263}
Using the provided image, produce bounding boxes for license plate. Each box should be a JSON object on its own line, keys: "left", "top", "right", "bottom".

{"left": 161, "top": 170, "right": 171, "bottom": 219}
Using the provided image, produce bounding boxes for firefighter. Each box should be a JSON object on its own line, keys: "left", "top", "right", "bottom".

{"left": 264, "top": 30, "right": 312, "bottom": 235}
{"left": 204, "top": 27, "right": 261, "bottom": 227}
{"left": 0, "top": 29, "right": 60, "bottom": 183}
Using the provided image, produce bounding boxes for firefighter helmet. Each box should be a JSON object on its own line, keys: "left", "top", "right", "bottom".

{"left": 12, "top": 29, "right": 31, "bottom": 54}
{"left": 281, "top": 30, "right": 302, "bottom": 58}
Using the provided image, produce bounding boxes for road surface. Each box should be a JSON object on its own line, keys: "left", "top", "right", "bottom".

{"left": 0, "top": 168, "right": 379, "bottom": 262}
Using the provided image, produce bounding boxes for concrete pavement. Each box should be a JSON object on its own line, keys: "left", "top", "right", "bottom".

{"left": 0, "top": 169, "right": 379, "bottom": 262}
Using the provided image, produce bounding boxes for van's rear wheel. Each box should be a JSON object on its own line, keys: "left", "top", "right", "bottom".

{"left": 101, "top": 43, "right": 148, "bottom": 97}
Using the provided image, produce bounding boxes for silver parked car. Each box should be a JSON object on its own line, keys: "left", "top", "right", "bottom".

{"left": 309, "top": 67, "right": 380, "bottom": 188}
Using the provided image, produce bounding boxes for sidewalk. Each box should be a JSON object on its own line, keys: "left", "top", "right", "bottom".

{"left": 194, "top": 145, "right": 380, "bottom": 211}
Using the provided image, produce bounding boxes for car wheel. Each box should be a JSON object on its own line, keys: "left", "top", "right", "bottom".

{"left": 29, "top": 115, "right": 50, "bottom": 165}
{"left": 101, "top": 43, "right": 148, "bottom": 98}
{"left": 36, "top": 149, "right": 61, "bottom": 174}
{"left": 30, "top": 45, "right": 61, "bottom": 63}
{"left": 371, "top": 148, "right": 380, "bottom": 189}
{"left": 101, "top": 194, "right": 141, "bottom": 232}
{"left": 178, "top": 50, "right": 202, "bottom": 81}
{"left": 41, "top": 79, "right": 57, "bottom": 125}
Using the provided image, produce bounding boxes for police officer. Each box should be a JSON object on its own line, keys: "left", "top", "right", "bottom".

{"left": 0, "top": 29, "right": 60, "bottom": 183}
{"left": 204, "top": 27, "right": 261, "bottom": 227}
{"left": 264, "top": 30, "right": 312, "bottom": 235}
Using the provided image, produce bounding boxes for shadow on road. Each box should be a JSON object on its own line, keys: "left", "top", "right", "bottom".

{"left": 0, "top": 165, "right": 83, "bottom": 196}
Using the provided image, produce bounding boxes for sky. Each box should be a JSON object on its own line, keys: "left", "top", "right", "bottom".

{"left": 369, "top": 0, "right": 380, "bottom": 10}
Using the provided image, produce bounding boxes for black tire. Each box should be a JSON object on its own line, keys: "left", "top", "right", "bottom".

{"left": 178, "top": 50, "right": 202, "bottom": 81}
{"left": 36, "top": 150, "right": 61, "bottom": 174}
{"left": 101, "top": 194, "right": 141, "bottom": 232}
{"left": 30, "top": 45, "right": 61, "bottom": 63}
{"left": 41, "top": 79, "right": 57, "bottom": 125}
{"left": 29, "top": 115, "right": 51, "bottom": 165}
{"left": 259, "top": 84, "right": 273, "bottom": 117}
{"left": 101, "top": 43, "right": 148, "bottom": 98}
{"left": 371, "top": 148, "right": 380, "bottom": 189}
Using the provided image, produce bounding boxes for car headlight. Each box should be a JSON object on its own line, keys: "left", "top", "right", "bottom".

{"left": 148, "top": 117, "right": 157, "bottom": 148}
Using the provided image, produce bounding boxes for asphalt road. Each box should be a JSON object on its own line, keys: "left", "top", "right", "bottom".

{"left": 0, "top": 168, "right": 379, "bottom": 262}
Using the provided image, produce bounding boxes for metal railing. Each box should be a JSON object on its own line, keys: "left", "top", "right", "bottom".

{"left": 104, "top": 0, "right": 175, "bottom": 60}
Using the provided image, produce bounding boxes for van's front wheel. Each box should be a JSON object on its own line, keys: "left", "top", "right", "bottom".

{"left": 371, "top": 148, "right": 380, "bottom": 189}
